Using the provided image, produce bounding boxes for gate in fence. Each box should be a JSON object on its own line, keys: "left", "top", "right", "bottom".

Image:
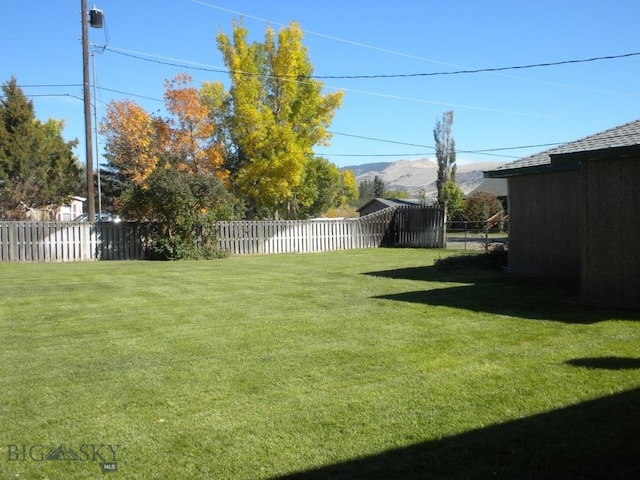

{"left": 0, "top": 206, "right": 445, "bottom": 261}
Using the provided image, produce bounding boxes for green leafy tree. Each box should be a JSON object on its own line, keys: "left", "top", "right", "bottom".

{"left": 440, "top": 180, "right": 465, "bottom": 220}
{"left": 0, "top": 77, "right": 80, "bottom": 218}
{"left": 289, "top": 156, "right": 340, "bottom": 218}
{"left": 216, "top": 20, "right": 344, "bottom": 218}
{"left": 386, "top": 189, "right": 410, "bottom": 200}
{"left": 434, "top": 111, "right": 457, "bottom": 206}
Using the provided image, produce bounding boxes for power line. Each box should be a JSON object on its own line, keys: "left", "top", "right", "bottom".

{"left": 329, "top": 131, "right": 564, "bottom": 156}
{"left": 18, "top": 83, "right": 163, "bottom": 103}
{"left": 187, "top": 0, "right": 462, "bottom": 69}
{"left": 15, "top": 87, "right": 563, "bottom": 159}
{"left": 23, "top": 93, "right": 85, "bottom": 102}
{"left": 312, "top": 52, "right": 640, "bottom": 79}
{"left": 102, "top": 45, "right": 640, "bottom": 80}
{"left": 103, "top": 46, "right": 230, "bottom": 74}
{"left": 184, "top": 0, "right": 640, "bottom": 99}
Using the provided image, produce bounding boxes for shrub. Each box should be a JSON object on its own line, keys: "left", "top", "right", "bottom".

{"left": 124, "top": 164, "right": 239, "bottom": 260}
{"left": 464, "top": 191, "right": 503, "bottom": 230}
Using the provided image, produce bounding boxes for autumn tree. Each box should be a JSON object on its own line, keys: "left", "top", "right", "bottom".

{"left": 162, "top": 73, "right": 226, "bottom": 178}
{"left": 434, "top": 111, "right": 457, "bottom": 206}
{"left": 0, "top": 77, "right": 81, "bottom": 218}
{"left": 100, "top": 99, "right": 159, "bottom": 187}
{"left": 464, "top": 190, "right": 504, "bottom": 230}
{"left": 216, "top": 20, "right": 344, "bottom": 218}
{"left": 338, "top": 169, "right": 358, "bottom": 206}
{"left": 100, "top": 75, "right": 237, "bottom": 258}
{"left": 101, "top": 74, "right": 228, "bottom": 189}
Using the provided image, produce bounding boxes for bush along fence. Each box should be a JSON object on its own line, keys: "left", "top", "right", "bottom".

{"left": 0, "top": 205, "right": 445, "bottom": 261}
{"left": 0, "top": 221, "right": 146, "bottom": 262}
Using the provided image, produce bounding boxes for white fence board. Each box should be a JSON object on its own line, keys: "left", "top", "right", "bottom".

{"left": 0, "top": 221, "right": 145, "bottom": 262}
{"left": 215, "top": 206, "right": 444, "bottom": 255}
{"left": 1, "top": 206, "right": 445, "bottom": 261}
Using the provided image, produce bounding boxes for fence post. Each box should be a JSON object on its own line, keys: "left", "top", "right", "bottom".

{"left": 8, "top": 222, "right": 17, "bottom": 261}
{"left": 257, "top": 221, "right": 264, "bottom": 254}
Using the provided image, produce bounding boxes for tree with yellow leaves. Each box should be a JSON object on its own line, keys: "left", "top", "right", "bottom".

{"left": 216, "top": 20, "right": 344, "bottom": 218}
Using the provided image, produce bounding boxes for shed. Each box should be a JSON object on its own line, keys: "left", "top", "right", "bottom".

{"left": 357, "top": 198, "right": 421, "bottom": 217}
{"left": 485, "top": 119, "right": 640, "bottom": 309}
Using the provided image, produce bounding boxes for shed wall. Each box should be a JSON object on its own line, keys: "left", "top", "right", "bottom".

{"left": 358, "top": 200, "right": 389, "bottom": 217}
{"left": 581, "top": 156, "right": 640, "bottom": 309}
{"left": 508, "top": 171, "right": 581, "bottom": 276}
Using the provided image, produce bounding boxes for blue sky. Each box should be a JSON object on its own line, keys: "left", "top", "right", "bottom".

{"left": 2, "top": 0, "right": 639, "bottom": 170}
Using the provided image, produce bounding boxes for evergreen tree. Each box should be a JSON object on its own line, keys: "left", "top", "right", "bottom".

{"left": 0, "top": 77, "right": 80, "bottom": 219}
{"left": 373, "top": 175, "right": 386, "bottom": 197}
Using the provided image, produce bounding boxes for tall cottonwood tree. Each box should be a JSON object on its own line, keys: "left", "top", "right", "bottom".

{"left": 0, "top": 77, "right": 81, "bottom": 218}
{"left": 434, "top": 111, "right": 458, "bottom": 205}
{"left": 216, "top": 20, "right": 344, "bottom": 218}
{"left": 433, "top": 111, "right": 464, "bottom": 214}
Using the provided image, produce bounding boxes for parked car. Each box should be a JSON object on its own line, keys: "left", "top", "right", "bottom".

{"left": 74, "top": 213, "right": 121, "bottom": 223}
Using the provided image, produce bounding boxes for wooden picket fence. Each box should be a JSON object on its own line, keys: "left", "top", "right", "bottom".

{"left": 0, "top": 221, "right": 145, "bottom": 262}
{"left": 0, "top": 206, "right": 445, "bottom": 261}
{"left": 215, "top": 206, "right": 445, "bottom": 255}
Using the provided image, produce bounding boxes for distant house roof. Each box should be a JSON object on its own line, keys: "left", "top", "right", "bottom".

{"left": 356, "top": 197, "right": 421, "bottom": 212}
{"left": 469, "top": 178, "right": 507, "bottom": 198}
{"left": 485, "top": 119, "right": 640, "bottom": 178}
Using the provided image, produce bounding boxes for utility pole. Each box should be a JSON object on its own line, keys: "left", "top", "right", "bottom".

{"left": 81, "top": 1, "right": 103, "bottom": 221}
{"left": 81, "top": 0, "right": 95, "bottom": 221}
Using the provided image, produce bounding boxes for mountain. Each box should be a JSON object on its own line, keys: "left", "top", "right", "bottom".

{"left": 342, "top": 158, "right": 504, "bottom": 199}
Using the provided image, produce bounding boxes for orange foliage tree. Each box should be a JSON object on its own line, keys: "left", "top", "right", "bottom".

{"left": 101, "top": 74, "right": 228, "bottom": 188}
{"left": 162, "top": 73, "right": 227, "bottom": 179}
{"left": 100, "top": 99, "right": 159, "bottom": 186}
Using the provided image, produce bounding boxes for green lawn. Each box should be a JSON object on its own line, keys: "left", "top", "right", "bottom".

{"left": 1, "top": 249, "right": 639, "bottom": 479}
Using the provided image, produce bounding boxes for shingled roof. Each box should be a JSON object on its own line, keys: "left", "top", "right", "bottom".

{"left": 485, "top": 119, "right": 640, "bottom": 178}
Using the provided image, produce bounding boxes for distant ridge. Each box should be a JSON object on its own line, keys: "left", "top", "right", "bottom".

{"left": 342, "top": 158, "right": 504, "bottom": 199}
{"left": 344, "top": 162, "right": 394, "bottom": 177}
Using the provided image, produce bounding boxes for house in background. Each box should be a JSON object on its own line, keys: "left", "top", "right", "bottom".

{"left": 485, "top": 119, "right": 640, "bottom": 309}
{"left": 356, "top": 198, "right": 421, "bottom": 217}
{"left": 55, "top": 196, "right": 85, "bottom": 221}
{"left": 468, "top": 178, "right": 508, "bottom": 213}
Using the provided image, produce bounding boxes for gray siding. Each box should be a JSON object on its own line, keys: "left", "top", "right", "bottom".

{"left": 581, "top": 156, "right": 640, "bottom": 309}
{"left": 508, "top": 171, "right": 581, "bottom": 276}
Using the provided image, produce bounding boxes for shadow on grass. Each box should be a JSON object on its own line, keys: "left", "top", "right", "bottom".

{"left": 566, "top": 357, "right": 640, "bottom": 370}
{"left": 273, "top": 387, "right": 640, "bottom": 480}
{"left": 364, "top": 262, "right": 638, "bottom": 324}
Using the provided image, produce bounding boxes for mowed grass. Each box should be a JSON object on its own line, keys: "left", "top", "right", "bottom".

{"left": 1, "top": 248, "right": 639, "bottom": 479}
